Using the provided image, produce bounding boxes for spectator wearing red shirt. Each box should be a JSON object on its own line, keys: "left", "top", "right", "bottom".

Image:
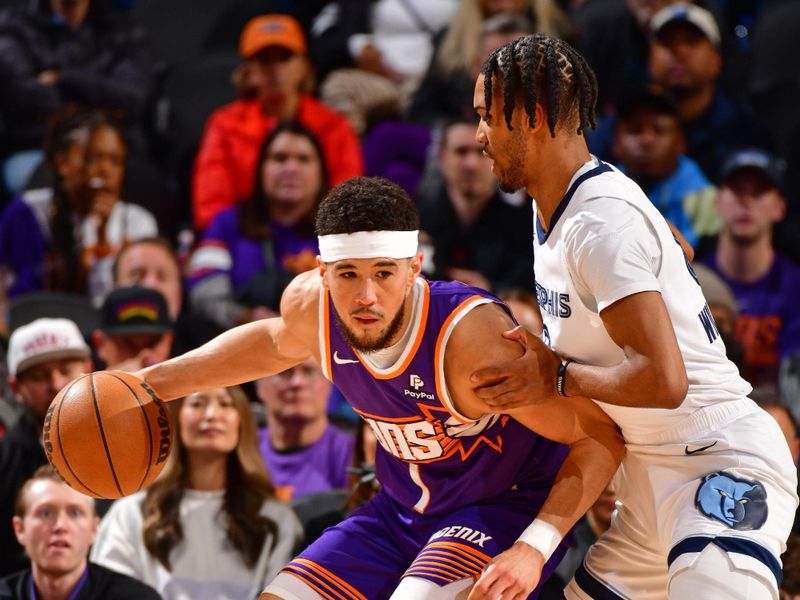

{"left": 191, "top": 14, "right": 363, "bottom": 231}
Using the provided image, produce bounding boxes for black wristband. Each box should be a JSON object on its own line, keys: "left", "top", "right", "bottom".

{"left": 556, "top": 359, "right": 572, "bottom": 397}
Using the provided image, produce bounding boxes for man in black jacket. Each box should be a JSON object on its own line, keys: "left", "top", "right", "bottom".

{"left": 0, "top": 465, "right": 160, "bottom": 600}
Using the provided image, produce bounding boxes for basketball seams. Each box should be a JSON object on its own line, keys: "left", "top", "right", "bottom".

{"left": 89, "top": 373, "right": 125, "bottom": 497}
{"left": 49, "top": 370, "right": 171, "bottom": 500}
{"left": 108, "top": 372, "right": 154, "bottom": 491}
{"left": 55, "top": 376, "right": 104, "bottom": 498}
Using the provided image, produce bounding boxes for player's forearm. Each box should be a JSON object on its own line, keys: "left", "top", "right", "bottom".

{"left": 506, "top": 397, "right": 624, "bottom": 541}
{"left": 563, "top": 356, "right": 687, "bottom": 409}
{"left": 137, "top": 319, "right": 303, "bottom": 401}
{"left": 534, "top": 427, "right": 624, "bottom": 540}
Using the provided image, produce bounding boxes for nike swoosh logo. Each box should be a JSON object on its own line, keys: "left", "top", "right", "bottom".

{"left": 684, "top": 441, "right": 718, "bottom": 455}
{"left": 333, "top": 351, "right": 359, "bottom": 365}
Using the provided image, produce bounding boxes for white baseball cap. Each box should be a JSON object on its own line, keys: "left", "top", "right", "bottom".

{"left": 8, "top": 318, "right": 90, "bottom": 377}
{"left": 650, "top": 3, "right": 720, "bottom": 47}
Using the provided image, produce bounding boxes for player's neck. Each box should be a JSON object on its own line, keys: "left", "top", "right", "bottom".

{"left": 268, "top": 415, "right": 328, "bottom": 451}
{"left": 32, "top": 562, "right": 86, "bottom": 600}
{"left": 716, "top": 231, "right": 775, "bottom": 283}
{"left": 529, "top": 141, "right": 592, "bottom": 231}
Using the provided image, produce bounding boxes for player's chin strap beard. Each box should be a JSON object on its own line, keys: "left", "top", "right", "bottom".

{"left": 333, "top": 301, "right": 407, "bottom": 354}
{"left": 318, "top": 230, "right": 419, "bottom": 262}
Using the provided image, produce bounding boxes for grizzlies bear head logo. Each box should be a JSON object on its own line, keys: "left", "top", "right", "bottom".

{"left": 695, "top": 472, "right": 768, "bottom": 530}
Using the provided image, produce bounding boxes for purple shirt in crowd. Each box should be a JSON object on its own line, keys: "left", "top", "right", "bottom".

{"left": 189, "top": 205, "right": 318, "bottom": 291}
{"left": 703, "top": 251, "right": 800, "bottom": 383}
{"left": 259, "top": 424, "right": 354, "bottom": 502}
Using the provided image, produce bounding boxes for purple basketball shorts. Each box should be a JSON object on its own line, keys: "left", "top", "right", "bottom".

{"left": 280, "top": 487, "right": 568, "bottom": 599}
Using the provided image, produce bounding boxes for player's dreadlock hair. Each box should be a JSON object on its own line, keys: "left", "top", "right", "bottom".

{"left": 480, "top": 34, "right": 598, "bottom": 137}
{"left": 316, "top": 176, "right": 419, "bottom": 235}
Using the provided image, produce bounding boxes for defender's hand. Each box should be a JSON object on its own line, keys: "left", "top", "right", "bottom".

{"left": 468, "top": 542, "right": 545, "bottom": 600}
{"left": 470, "top": 326, "right": 560, "bottom": 410}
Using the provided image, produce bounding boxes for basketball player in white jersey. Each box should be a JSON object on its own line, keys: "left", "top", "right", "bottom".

{"left": 468, "top": 34, "right": 798, "bottom": 600}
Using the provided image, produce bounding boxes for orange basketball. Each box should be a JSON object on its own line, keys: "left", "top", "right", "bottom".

{"left": 43, "top": 370, "right": 173, "bottom": 499}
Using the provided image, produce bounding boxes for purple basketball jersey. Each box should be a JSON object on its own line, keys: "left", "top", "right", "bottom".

{"left": 319, "top": 278, "right": 568, "bottom": 515}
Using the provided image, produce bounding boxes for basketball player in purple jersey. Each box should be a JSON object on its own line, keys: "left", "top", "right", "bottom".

{"left": 132, "top": 177, "right": 625, "bottom": 599}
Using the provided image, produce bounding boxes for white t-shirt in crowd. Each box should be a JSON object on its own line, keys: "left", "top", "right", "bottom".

{"left": 348, "top": 0, "right": 457, "bottom": 78}
{"left": 90, "top": 489, "right": 303, "bottom": 600}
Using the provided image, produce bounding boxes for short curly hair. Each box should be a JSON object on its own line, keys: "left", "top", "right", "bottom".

{"left": 315, "top": 176, "right": 419, "bottom": 236}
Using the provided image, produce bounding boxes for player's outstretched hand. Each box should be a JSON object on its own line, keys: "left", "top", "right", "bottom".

{"left": 470, "top": 326, "right": 560, "bottom": 410}
{"left": 468, "top": 542, "right": 544, "bottom": 600}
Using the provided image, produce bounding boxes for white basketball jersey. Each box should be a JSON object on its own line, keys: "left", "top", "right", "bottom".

{"left": 533, "top": 158, "right": 751, "bottom": 442}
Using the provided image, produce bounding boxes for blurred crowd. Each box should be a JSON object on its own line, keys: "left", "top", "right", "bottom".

{"left": 1, "top": 0, "right": 800, "bottom": 598}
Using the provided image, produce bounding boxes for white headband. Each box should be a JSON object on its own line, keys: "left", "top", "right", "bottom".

{"left": 318, "top": 230, "right": 419, "bottom": 262}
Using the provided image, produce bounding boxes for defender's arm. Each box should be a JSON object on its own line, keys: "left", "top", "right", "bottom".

{"left": 560, "top": 290, "right": 688, "bottom": 408}
{"left": 446, "top": 303, "right": 625, "bottom": 599}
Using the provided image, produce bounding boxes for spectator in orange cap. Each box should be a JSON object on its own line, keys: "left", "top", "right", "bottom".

{"left": 191, "top": 14, "right": 363, "bottom": 231}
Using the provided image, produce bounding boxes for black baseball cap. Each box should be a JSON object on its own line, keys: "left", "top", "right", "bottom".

{"left": 719, "top": 148, "right": 787, "bottom": 194}
{"left": 99, "top": 286, "right": 173, "bottom": 335}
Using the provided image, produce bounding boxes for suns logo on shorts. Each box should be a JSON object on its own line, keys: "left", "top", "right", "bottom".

{"left": 695, "top": 471, "right": 768, "bottom": 530}
{"left": 356, "top": 404, "right": 507, "bottom": 464}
